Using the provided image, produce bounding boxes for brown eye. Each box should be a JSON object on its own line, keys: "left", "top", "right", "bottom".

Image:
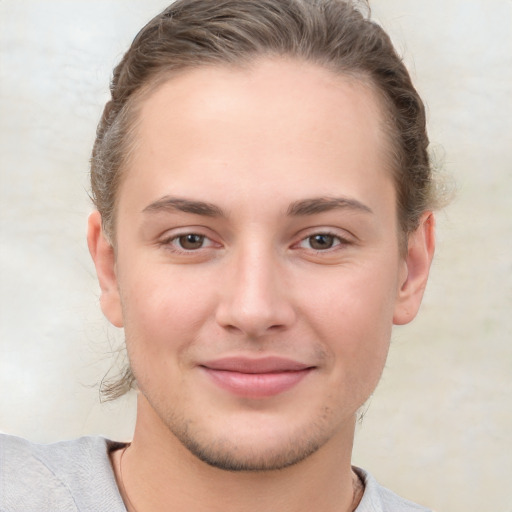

{"left": 308, "top": 234, "right": 336, "bottom": 250}
{"left": 178, "top": 234, "right": 205, "bottom": 250}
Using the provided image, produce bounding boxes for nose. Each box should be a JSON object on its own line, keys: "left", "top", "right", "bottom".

{"left": 215, "top": 243, "right": 296, "bottom": 338}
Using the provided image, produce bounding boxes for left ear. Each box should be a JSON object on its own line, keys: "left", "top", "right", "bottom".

{"left": 393, "top": 212, "right": 436, "bottom": 325}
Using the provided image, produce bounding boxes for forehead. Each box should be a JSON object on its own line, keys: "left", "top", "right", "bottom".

{"left": 134, "top": 59, "right": 387, "bottom": 152}
{"left": 119, "top": 58, "right": 394, "bottom": 216}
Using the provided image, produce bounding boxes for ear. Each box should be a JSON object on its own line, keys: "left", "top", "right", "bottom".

{"left": 393, "top": 212, "right": 436, "bottom": 325}
{"left": 87, "top": 211, "right": 124, "bottom": 328}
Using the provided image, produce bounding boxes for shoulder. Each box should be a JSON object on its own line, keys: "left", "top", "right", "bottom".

{"left": 354, "top": 467, "right": 432, "bottom": 512}
{"left": 0, "top": 433, "right": 126, "bottom": 512}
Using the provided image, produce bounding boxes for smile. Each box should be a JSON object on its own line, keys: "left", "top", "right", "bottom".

{"left": 200, "top": 357, "right": 315, "bottom": 399}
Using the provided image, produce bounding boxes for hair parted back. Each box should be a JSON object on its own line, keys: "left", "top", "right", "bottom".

{"left": 91, "top": 0, "right": 440, "bottom": 400}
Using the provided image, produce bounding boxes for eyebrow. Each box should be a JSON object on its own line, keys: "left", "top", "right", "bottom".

{"left": 142, "top": 195, "right": 372, "bottom": 218}
{"left": 286, "top": 196, "right": 373, "bottom": 216}
{"left": 142, "top": 196, "right": 224, "bottom": 217}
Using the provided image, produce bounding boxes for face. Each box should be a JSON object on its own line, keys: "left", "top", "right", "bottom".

{"left": 89, "top": 58, "right": 433, "bottom": 471}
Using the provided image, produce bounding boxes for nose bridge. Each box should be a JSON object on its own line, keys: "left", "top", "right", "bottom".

{"left": 216, "top": 236, "right": 294, "bottom": 336}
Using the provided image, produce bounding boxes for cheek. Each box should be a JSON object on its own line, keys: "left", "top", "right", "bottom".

{"left": 299, "top": 260, "right": 399, "bottom": 376}
{"left": 118, "top": 266, "right": 218, "bottom": 362}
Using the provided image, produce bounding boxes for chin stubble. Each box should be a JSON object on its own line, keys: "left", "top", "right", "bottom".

{"left": 165, "top": 411, "right": 334, "bottom": 472}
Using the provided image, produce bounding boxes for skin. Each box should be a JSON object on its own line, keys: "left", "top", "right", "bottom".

{"left": 88, "top": 58, "right": 435, "bottom": 512}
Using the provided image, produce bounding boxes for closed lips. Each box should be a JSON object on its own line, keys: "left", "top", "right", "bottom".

{"left": 200, "top": 356, "right": 313, "bottom": 373}
{"left": 200, "top": 357, "right": 315, "bottom": 398}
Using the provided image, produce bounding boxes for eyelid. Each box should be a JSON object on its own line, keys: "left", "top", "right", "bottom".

{"left": 158, "top": 227, "right": 222, "bottom": 253}
{"left": 292, "top": 228, "right": 355, "bottom": 251}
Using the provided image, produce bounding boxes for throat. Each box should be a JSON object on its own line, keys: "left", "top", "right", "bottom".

{"left": 111, "top": 444, "right": 364, "bottom": 512}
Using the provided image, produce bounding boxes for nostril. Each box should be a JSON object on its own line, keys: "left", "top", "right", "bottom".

{"left": 268, "top": 324, "right": 286, "bottom": 332}
{"left": 214, "top": 266, "right": 296, "bottom": 337}
{"left": 223, "top": 324, "right": 243, "bottom": 334}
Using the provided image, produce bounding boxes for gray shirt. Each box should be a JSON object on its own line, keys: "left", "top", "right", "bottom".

{"left": 0, "top": 434, "right": 431, "bottom": 511}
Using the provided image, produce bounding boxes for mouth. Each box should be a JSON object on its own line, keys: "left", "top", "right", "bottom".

{"left": 199, "top": 356, "right": 315, "bottom": 399}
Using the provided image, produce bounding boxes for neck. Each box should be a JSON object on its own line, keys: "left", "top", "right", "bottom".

{"left": 114, "top": 395, "right": 359, "bottom": 512}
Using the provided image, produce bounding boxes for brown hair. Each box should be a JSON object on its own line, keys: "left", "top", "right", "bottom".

{"left": 92, "top": 0, "right": 441, "bottom": 399}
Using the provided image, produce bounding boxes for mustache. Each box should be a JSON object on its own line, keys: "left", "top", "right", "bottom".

{"left": 185, "top": 336, "right": 330, "bottom": 367}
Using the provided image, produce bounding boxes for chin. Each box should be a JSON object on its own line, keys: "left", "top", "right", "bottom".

{"left": 177, "top": 428, "right": 326, "bottom": 472}
{"left": 162, "top": 406, "right": 346, "bottom": 472}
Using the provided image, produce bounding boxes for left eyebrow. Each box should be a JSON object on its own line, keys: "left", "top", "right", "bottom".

{"left": 142, "top": 196, "right": 225, "bottom": 217}
{"left": 286, "top": 196, "right": 373, "bottom": 216}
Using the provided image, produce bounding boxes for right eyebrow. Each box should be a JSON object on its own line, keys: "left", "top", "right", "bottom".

{"left": 142, "top": 196, "right": 225, "bottom": 217}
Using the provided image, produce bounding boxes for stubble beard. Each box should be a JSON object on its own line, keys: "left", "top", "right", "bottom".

{"left": 152, "top": 396, "right": 338, "bottom": 472}
{"left": 174, "top": 421, "right": 327, "bottom": 472}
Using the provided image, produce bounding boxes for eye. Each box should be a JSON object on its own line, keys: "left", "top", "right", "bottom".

{"left": 176, "top": 233, "right": 206, "bottom": 250}
{"left": 297, "top": 232, "right": 347, "bottom": 251}
{"left": 307, "top": 234, "right": 337, "bottom": 250}
{"left": 161, "top": 232, "right": 218, "bottom": 253}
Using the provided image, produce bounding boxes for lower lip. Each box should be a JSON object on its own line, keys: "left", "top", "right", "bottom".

{"left": 201, "top": 368, "right": 313, "bottom": 399}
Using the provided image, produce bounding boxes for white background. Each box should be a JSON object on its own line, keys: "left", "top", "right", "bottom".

{"left": 1, "top": 1, "right": 511, "bottom": 511}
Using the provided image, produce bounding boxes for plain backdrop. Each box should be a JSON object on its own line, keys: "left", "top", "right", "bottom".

{"left": 1, "top": 1, "right": 511, "bottom": 511}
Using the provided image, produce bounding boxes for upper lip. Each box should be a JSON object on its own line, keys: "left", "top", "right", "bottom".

{"left": 200, "top": 356, "right": 313, "bottom": 374}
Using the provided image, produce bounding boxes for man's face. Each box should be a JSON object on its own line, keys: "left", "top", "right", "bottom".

{"left": 99, "top": 59, "right": 417, "bottom": 470}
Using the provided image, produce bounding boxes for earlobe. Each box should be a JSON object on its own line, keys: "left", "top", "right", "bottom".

{"left": 87, "top": 211, "right": 124, "bottom": 328}
{"left": 393, "top": 212, "right": 436, "bottom": 326}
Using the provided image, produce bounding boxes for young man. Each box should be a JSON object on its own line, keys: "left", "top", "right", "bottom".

{"left": 1, "top": 1, "right": 439, "bottom": 510}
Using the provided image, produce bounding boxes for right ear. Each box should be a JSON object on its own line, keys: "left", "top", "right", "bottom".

{"left": 87, "top": 211, "right": 124, "bottom": 328}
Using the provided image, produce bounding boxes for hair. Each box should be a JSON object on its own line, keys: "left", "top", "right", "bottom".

{"left": 91, "top": 0, "right": 444, "bottom": 400}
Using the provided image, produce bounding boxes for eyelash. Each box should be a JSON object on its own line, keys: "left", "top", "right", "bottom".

{"left": 295, "top": 231, "right": 350, "bottom": 252}
{"left": 159, "top": 230, "right": 350, "bottom": 255}
{"left": 160, "top": 232, "right": 217, "bottom": 253}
